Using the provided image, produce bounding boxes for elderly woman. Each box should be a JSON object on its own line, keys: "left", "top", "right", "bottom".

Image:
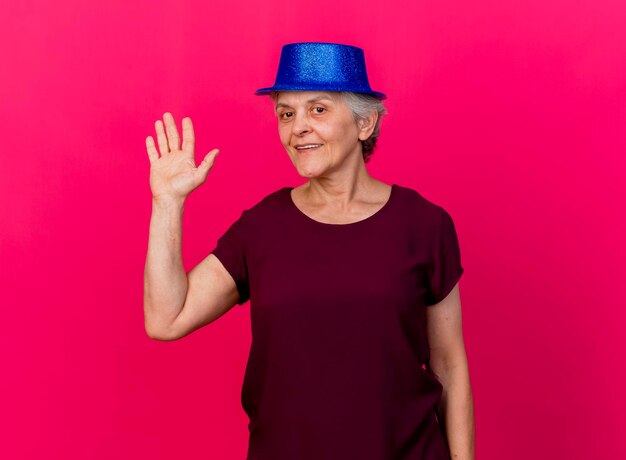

{"left": 144, "top": 42, "right": 474, "bottom": 460}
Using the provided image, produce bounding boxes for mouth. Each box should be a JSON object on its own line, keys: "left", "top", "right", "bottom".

{"left": 295, "top": 143, "right": 323, "bottom": 152}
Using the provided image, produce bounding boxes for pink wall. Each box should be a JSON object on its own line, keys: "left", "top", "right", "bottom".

{"left": 1, "top": 0, "right": 624, "bottom": 458}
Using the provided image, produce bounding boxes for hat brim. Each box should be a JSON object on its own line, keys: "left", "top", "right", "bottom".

{"left": 255, "top": 86, "right": 386, "bottom": 100}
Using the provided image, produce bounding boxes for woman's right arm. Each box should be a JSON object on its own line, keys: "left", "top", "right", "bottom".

{"left": 143, "top": 113, "right": 240, "bottom": 341}
{"left": 143, "top": 195, "right": 187, "bottom": 339}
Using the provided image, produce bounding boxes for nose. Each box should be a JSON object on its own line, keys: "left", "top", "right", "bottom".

{"left": 291, "top": 111, "right": 311, "bottom": 136}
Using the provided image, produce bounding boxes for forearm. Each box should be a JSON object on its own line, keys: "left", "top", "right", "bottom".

{"left": 143, "top": 197, "right": 189, "bottom": 338}
{"left": 436, "top": 359, "right": 475, "bottom": 460}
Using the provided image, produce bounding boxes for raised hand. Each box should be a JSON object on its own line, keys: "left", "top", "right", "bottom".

{"left": 146, "top": 112, "right": 220, "bottom": 202}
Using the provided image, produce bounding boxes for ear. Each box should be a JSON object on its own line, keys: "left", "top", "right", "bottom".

{"left": 357, "top": 110, "right": 378, "bottom": 141}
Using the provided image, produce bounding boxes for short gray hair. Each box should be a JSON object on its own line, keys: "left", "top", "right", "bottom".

{"left": 270, "top": 91, "right": 388, "bottom": 163}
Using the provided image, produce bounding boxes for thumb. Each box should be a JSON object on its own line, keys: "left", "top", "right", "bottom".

{"left": 197, "top": 148, "right": 220, "bottom": 181}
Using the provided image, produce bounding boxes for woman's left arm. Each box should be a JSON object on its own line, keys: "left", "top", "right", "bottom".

{"left": 426, "top": 282, "right": 475, "bottom": 460}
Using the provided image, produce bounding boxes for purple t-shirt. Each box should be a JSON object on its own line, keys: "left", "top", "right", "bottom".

{"left": 210, "top": 183, "right": 464, "bottom": 460}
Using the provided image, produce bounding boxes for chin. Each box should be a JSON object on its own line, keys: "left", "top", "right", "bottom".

{"left": 296, "top": 169, "right": 321, "bottom": 179}
{"left": 291, "top": 157, "right": 323, "bottom": 177}
{"left": 295, "top": 164, "right": 325, "bottom": 178}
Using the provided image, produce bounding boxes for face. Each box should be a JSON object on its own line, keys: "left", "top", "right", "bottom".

{"left": 274, "top": 91, "right": 376, "bottom": 179}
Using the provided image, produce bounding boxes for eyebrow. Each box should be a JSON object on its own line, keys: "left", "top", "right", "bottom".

{"left": 275, "top": 95, "right": 335, "bottom": 111}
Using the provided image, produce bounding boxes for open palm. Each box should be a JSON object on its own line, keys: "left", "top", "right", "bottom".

{"left": 146, "top": 112, "right": 219, "bottom": 201}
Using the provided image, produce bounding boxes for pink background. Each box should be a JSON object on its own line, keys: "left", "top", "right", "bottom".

{"left": 1, "top": 0, "right": 625, "bottom": 458}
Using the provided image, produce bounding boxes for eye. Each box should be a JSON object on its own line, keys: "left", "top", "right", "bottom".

{"left": 313, "top": 106, "right": 326, "bottom": 114}
{"left": 280, "top": 111, "right": 294, "bottom": 120}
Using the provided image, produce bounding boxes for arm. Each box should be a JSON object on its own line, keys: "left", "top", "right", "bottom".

{"left": 143, "top": 112, "right": 239, "bottom": 341}
{"left": 426, "top": 282, "right": 475, "bottom": 460}
{"left": 143, "top": 197, "right": 242, "bottom": 340}
{"left": 143, "top": 196, "right": 188, "bottom": 339}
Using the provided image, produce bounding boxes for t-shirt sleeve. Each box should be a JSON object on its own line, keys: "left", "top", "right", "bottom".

{"left": 210, "top": 210, "right": 251, "bottom": 306}
{"left": 424, "top": 206, "right": 464, "bottom": 306}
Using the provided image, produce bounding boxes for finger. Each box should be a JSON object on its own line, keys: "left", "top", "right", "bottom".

{"left": 163, "top": 112, "right": 181, "bottom": 153}
{"left": 145, "top": 136, "right": 159, "bottom": 164}
{"left": 155, "top": 119, "right": 169, "bottom": 155}
{"left": 181, "top": 117, "right": 195, "bottom": 155}
{"left": 197, "top": 148, "right": 220, "bottom": 180}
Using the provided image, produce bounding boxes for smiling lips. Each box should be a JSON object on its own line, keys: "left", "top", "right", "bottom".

{"left": 295, "top": 144, "right": 323, "bottom": 152}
